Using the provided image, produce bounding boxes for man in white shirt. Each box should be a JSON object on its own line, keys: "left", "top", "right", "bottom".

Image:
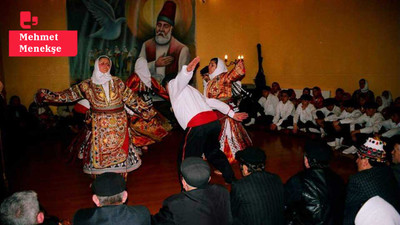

{"left": 342, "top": 102, "right": 384, "bottom": 154}
{"left": 164, "top": 57, "right": 247, "bottom": 184}
{"left": 270, "top": 90, "right": 295, "bottom": 131}
{"left": 380, "top": 110, "right": 400, "bottom": 139}
{"left": 315, "top": 98, "right": 342, "bottom": 136}
{"left": 330, "top": 100, "right": 362, "bottom": 149}
{"left": 250, "top": 86, "right": 279, "bottom": 127}
{"left": 293, "top": 94, "right": 318, "bottom": 134}
{"left": 379, "top": 109, "right": 400, "bottom": 152}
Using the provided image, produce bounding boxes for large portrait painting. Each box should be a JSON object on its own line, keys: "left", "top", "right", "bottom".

{"left": 67, "top": 0, "right": 195, "bottom": 85}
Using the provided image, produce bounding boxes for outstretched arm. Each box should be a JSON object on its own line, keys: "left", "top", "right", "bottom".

{"left": 169, "top": 57, "right": 201, "bottom": 96}
{"left": 226, "top": 59, "right": 245, "bottom": 82}
{"left": 36, "top": 84, "right": 84, "bottom": 104}
{"left": 205, "top": 97, "right": 248, "bottom": 121}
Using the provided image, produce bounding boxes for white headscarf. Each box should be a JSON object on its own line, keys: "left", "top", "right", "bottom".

{"left": 360, "top": 79, "right": 369, "bottom": 93}
{"left": 91, "top": 56, "right": 113, "bottom": 85}
{"left": 209, "top": 58, "right": 228, "bottom": 80}
{"left": 382, "top": 91, "right": 393, "bottom": 108}
{"left": 135, "top": 57, "right": 152, "bottom": 88}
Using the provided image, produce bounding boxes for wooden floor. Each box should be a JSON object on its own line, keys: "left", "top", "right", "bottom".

{"left": 3, "top": 127, "right": 357, "bottom": 221}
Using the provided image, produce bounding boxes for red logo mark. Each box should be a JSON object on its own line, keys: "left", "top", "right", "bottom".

{"left": 20, "top": 11, "right": 38, "bottom": 29}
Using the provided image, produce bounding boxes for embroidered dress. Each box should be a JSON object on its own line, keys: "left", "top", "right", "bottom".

{"left": 205, "top": 60, "right": 252, "bottom": 163}
{"left": 125, "top": 73, "right": 172, "bottom": 147}
{"left": 39, "top": 77, "right": 155, "bottom": 174}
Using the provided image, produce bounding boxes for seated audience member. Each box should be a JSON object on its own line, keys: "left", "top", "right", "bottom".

{"left": 335, "top": 88, "right": 345, "bottom": 106}
{"left": 231, "top": 147, "right": 285, "bottom": 225}
{"left": 376, "top": 96, "right": 383, "bottom": 111}
{"left": 28, "top": 102, "right": 56, "bottom": 130}
{"left": 270, "top": 90, "right": 295, "bottom": 131}
{"left": 352, "top": 78, "right": 375, "bottom": 105}
{"left": 391, "top": 139, "right": 400, "bottom": 189}
{"left": 311, "top": 86, "right": 324, "bottom": 109}
{"left": 342, "top": 102, "right": 384, "bottom": 154}
{"left": 247, "top": 86, "right": 279, "bottom": 127}
{"left": 0, "top": 190, "right": 45, "bottom": 225}
{"left": 287, "top": 89, "right": 298, "bottom": 107}
{"left": 315, "top": 98, "right": 342, "bottom": 137}
{"left": 394, "top": 97, "right": 400, "bottom": 108}
{"left": 0, "top": 191, "right": 66, "bottom": 225}
{"left": 343, "top": 137, "right": 400, "bottom": 225}
{"left": 56, "top": 103, "right": 75, "bottom": 129}
{"left": 271, "top": 82, "right": 281, "bottom": 98}
{"left": 4, "top": 96, "right": 29, "bottom": 156}
{"left": 380, "top": 109, "right": 400, "bottom": 147}
{"left": 302, "top": 87, "right": 311, "bottom": 95}
{"left": 6, "top": 95, "right": 28, "bottom": 131}
{"left": 330, "top": 100, "right": 362, "bottom": 149}
{"left": 293, "top": 94, "right": 318, "bottom": 134}
{"left": 354, "top": 196, "right": 400, "bottom": 225}
{"left": 0, "top": 81, "right": 5, "bottom": 125}
{"left": 357, "top": 94, "right": 368, "bottom": 112}
{"left": 379, "top": 90, "right": 393, "bottom": 117}
{"left": 73, "top": 173, "right": 150, "bottom": 225}
{"left": 285, "top": 140, "right": 345, "bottom": 225}
{"left": 152, "top": 157, "right": 232, "bottom": 225}
{"left": 341, "top": 92, "right": 353, "bottom": 108}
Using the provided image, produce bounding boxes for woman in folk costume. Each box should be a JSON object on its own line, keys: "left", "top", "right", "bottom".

{"left": 36, "top": 56, "right": 155, "bottom": 177}
{"left": 204, "top": 58, "right": 252, "bottom": 163}
{"left": 125, "top": 57, "right": 172, "bottom": 149}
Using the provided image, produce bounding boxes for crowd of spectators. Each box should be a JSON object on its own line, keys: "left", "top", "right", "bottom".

{"left": 1, "top": 78, "right": 400, "bottom": 225}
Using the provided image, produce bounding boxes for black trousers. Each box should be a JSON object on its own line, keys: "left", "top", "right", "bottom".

{"left": 323, "top": 122, "right": 336, "bottom": 138}
{"left": 177, "top": 120, "right": 235, "bottom": 184}
{"left": 256, "top": 115, "right": 274, "bottom": 126}
{"left": 316, "top": 112, "right": 336, "bottom": 137}
{"left": 280, "top": 115, "right": 294, "bottom": 128}
{"left": 297, "top": 120, "right": 319, "bottom": 131}
{"left": 334, "top": 124, "right": 353, "bottom": 145}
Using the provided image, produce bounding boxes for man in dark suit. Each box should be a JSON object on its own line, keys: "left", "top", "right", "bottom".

{"left": 231, "top": 147, "right": 285, "bottom": 225}
{"left": 73, "top": 173, "right": 150, "bottom": 225}
{"left": 391, "top": 139, "right": 400, "bottom": 189}
{"left": 344, "top": 137, "right": 400, "bottom": 225}
{"left": 152, "top": 157, "right": 232, "bottom": 225}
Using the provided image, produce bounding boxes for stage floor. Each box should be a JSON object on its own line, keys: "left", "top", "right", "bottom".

{"left": 4, "top": 128, "right": 357, "bottom": 221}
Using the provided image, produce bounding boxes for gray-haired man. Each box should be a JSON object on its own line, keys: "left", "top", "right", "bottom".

{"left": 0, "top": 190, "right": 44, "bottom": 225}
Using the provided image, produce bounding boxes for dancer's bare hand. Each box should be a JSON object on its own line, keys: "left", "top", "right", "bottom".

{"left": 233, "top": 112, "right": 248, "bottom": 122}
{"left": 235, "top": 59, "right": 245, "bottom": 75}
{"left": 187, "top": 56, "right": 200, "bottom": 72}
